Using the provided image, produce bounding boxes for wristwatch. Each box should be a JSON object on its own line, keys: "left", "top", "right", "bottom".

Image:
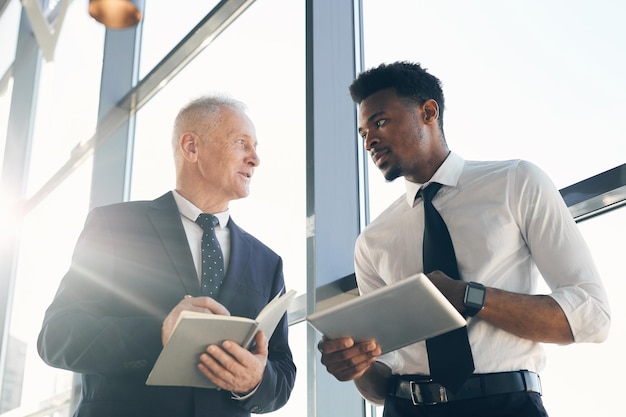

{"left": 463, "top": 281, "right": 486, "bottom": 317}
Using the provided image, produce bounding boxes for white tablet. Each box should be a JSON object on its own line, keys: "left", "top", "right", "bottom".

{"left": 306, "top": 273, "right": 466, "bottom": 354}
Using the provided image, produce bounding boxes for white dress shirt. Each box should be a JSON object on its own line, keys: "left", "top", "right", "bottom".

{"left": 355, "top": 152, "right": 611, "bottom": 376}
{"left": 172, "top": 190, "right": 231, "bottom": 281}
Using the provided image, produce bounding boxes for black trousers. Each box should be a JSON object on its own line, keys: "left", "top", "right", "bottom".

{"left": 382, "top": 392, "right": 548, "bottom": 417}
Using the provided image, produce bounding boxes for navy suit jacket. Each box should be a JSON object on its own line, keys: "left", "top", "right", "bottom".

{"left": 37, "top": 192, "right": 296, "bottom": 417}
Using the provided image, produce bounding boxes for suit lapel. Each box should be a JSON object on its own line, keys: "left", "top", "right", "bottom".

{"left": 218, "top": 217, "right": 251, "bottom": 306}
{"left": 148, "top": 192, "right": 199, "bottom": 295}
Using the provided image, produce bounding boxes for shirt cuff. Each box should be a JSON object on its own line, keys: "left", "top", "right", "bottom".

{"left": 231, "top": 383, "right": 260, "bottom": 401}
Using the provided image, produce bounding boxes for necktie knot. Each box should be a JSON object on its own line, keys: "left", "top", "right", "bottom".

{"left": 196, "top": 213, "right": 219, "bottom": 231}
{"left": 418, "top": 182, "right": 443, "bottom": 203}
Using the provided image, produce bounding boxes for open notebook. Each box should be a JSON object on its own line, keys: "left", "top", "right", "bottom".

{"left": 147, "top": 289, "right": 296, "bottom": 388}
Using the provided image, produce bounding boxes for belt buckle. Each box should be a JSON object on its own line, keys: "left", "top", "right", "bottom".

{"left": 521, "top": 370, "right": 543, "bottom": 395}
{"left": 409, "top": 381, "right": 448, "bottom": 405}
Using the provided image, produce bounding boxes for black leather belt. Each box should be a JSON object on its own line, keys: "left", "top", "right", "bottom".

{"left": 389, "top": 370, "right": 542, "bottom": 405}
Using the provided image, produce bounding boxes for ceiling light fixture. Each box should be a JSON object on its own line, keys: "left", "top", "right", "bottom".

{"left": 88, "top": 0, "right": 142, "bottom": 29}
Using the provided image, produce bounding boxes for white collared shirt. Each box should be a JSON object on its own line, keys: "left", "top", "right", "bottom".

{"left": 355, "top": 152, "right": 610, "bottom": 376}
{"left": 172, "top": 190, "right": 231, "bottom": 281}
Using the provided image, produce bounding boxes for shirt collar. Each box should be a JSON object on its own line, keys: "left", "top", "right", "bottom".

{"left": 172, "top": 190, "right": 230, "bottom": 227}
{"left": 404, "top": 151, "right": 465, "bottom": 206}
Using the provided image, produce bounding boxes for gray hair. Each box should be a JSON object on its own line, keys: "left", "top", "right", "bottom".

{"left": 171, "top": 94, "right": 248, "bottom": 158}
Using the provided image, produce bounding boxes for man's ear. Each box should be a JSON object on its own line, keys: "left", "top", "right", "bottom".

{"left": 422, "top": 99, "right": 439, "bottom": 124}
{"left": 180, "top": 132, "right": 199, "bottom": 162}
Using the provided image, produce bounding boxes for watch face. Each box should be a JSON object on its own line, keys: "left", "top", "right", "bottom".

{"left": 466, "top": 287, "right": 485, "bottom": 305}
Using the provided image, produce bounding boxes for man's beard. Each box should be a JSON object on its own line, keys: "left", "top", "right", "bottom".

{"left": 383, "top": 165, "right": 402, "bottom": 182}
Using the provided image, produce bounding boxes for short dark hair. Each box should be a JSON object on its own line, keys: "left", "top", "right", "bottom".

{"left": 349, "top": 61, "right": 446, "bottom": 131}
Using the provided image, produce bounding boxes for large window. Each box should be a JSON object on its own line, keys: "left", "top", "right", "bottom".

{"left": 0, "top": 79, "right": 12, "bottom": 180}
{"left": 0, "top": 0, "right": 19, "bottom": 77}
{"left": 25, "top": 0, "right": 103, "bottom": 197}
{"left": 362, "top": 0, "right": 626, "bottom": 218}
{"left": 1, "top": 1, "right": 623, "bottom": 416}
{"left": 0, "top": 0, "right": 20, "bottom": 178}
{"left": 1, "top": 0, "right": 103, "bottom": 413}
{"left": 138, "top": 0, "right": 221, "bottom": 79}
{"left": 361, "top": 0, "right": 625, "bottom": 415}
{"left": 2, "top": 159, "right": 92, "bottom": 414}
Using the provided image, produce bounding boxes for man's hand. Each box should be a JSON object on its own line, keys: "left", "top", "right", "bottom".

{"left": 161, "top": 295, "right": 230, "bottom": 345}
{"left": 426, "top": 270, "right": 467, "bottom": 313}
{"left": 318, "top": 336, "right": 381, "bottom": 381}
{"left": 198, "top": 331, "right": 268, "bottom": 394}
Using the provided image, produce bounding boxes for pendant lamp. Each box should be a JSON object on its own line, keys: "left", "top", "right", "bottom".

{"left": 89, "top": 0, "right": 142, "bottom": 29}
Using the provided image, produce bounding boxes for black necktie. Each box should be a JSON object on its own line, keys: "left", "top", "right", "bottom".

{"left": 419, "top": 182, "right": 474, "bottom": 393}
{"left": 196, "top": 214, "right": 225, "bottom": 297}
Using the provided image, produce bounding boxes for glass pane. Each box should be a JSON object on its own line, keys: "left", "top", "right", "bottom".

{"left": 0, "top": 0, "right": 20, "bottom": 77}
{"left": 1, "top": 157, "right": 92, "bottom": 414}
{"left": 0, "top": 75, "right": 12, "bottom": 177}
{"left": 139, "top": 0, "right": 221, "bottom": 78}
{"left": 131, "top": 0, "right": 306, "bottom": 297}
{"left": 0, "top": 0, "right": 19, "bottom": 177}
{"left": 362, "top": 0, "right": 626, "bottom": 220}
{"left": 26, "top": 0, "right": 104, "bottom": 196}
{"left": 266, "top": 321, "right": 307, "bottom": 416}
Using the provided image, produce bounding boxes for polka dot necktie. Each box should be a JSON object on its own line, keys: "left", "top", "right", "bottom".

{"left": 418, "top": 182, "right": 475, "bottom": 393}
{"left": 195, "top": 214, "right": 225, "bottom": 297}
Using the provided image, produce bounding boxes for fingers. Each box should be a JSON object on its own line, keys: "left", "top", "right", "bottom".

{"left": 425, "top": 271, "right": 467, "bottom": 312}
{"left": 318, "top": 337, "right": 381, "bottom": 382}
{"left": 318, "top": 336, "right": 354, "bottom": 353}
{"left": 197, "top": 335, "right": 267, "bottom": 393}
{"left": 161, "top": 296, "right": 230, "bottom": 346}
{"left": 184, "top": 296, "right": 231, "bottom": 316}
{"left": 250, "top": 331, "right": 269, "bottom": 356}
